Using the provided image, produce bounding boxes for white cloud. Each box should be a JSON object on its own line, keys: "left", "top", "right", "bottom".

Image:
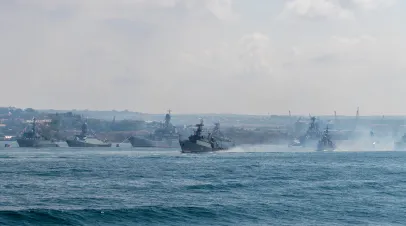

{"left": 280, "top": 0, "right": 397, "bottom": 20}
{"left": 238, "top": 33, "right": 273, "bottom": 76}
{"left": 204, "top": 0, "right": 236, "bottom": 21}
{"left": 174, "top": 32, "right": 273, "bottom": 80}
{"left": 280, "top": 0, "right": 353, "bottom": 20}
{"left": 352, "top": 0, "right": 397, "bottom": 10}
{"left": 16, "top": 0, "right": 236, "bottom": 21}
{"left": 290, "top": 47, "right": 302, "bottom": 57}
{"left": 0, "top": 0, "right": 405, "bottom": 115}
{"left": 332, "top": 35, "right": 377, "bottom": 45}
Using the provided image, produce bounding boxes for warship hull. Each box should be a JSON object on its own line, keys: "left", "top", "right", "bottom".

{"left": 179, "top": 139, "right": 233, "bottom": 153}
{"left": 180, "top": 140, "right": 215, "bottom": 153}
{"left": 17, "top": 139, "right": 59, "bottom": 148}
{"left": 316, "top": 142, "right": 335, "bottom": 152}
{"left": 316, "top": 147, "right": 335, "bottom": 152}
{"left": 129, "top": 136, "right": 179, "bottom": 148}
{"left": 66, "top": 139, "right": 112, "bottom": 147}
{"left": 289, "top": 139, "right": 318, "bottom": 148}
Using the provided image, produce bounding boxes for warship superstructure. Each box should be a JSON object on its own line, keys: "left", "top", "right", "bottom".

{"left": 179, "top": 119, "right": 235, "bottom": 153}
{"left": 316, "top": 126, "right": 336, "bottom": 151}
{"left": 16, "top": 118, "right": 59, "bottom": 148}
{"left": 129, "top": 110, "right": 179, "bottom": 148}
{"left": 289, "top": 116, "right": 322, "bottom": 147}
{"left": 66, "top": 121, "right": 112, "bottom": 147}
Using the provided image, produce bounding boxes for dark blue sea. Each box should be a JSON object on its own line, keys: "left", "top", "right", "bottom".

{"left": 1, "top": 143, "right": 406, "bottom": 225}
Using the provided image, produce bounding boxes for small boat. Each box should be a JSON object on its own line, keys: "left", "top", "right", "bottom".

{"left": 369, "top": 129, "right": 379, "bottom": 148}
{"left": 288, "top": 138, "right": 302, "bottom": 147}
{"left": 316, "top": 126, "right": 336, "bottom": 152}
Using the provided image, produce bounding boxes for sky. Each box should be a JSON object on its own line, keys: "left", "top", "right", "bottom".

{"left": 0, "top": 0, "right": 405, "bottom": 115}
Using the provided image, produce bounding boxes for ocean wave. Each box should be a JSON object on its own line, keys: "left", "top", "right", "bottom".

{"left": 0, "top": 206, "right": 261, "bottom": 226}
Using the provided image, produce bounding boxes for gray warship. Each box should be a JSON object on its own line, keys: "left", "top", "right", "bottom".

{"left": 179, "top": 119, "right": 235, "bottom": 153}
{"left": 129, "top": 110, "right": 179, "bottom": 148}
{"left": 17, "top": 118, "right": 59, "bottom": 148}
{"left": 316, "top": 126, "right": 336, "bottom": 152}
{"left": 66, "top": 121, "right": 112, "bottom": 147}
{"left": 289, "top": 116, "right": 322, "bottom": 147}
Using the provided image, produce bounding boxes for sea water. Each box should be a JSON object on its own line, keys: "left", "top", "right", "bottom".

{"left": 0, "top": 144, "right": 406, "bottom": 225}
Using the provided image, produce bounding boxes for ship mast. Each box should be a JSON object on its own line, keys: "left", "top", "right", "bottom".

{"left": 195, "top": 119, "right": 204, "bottom": 137}
{"left": 212, "top": 122, "right": 223, "bottom": 137}
{"left": 354, "top": 107, "right": 359, "bottom": 130}
{"left": 289, "top": 110, "right": 292, "bottom": 127}
{"left": 334, "top": 111, "right": 337, "bottom": 124}
{"left": 32, "top": 117, "right": 36, "bottom": 135}
{"left": 164, "top": 109, "right": 172, "bottom": 128}
{"left": 81, "top": 120, "right": 88, "bottom": 137}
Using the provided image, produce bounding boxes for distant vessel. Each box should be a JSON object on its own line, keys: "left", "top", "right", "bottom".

{"left": 17, "top": 118, "right": 59, "bottom": 148}
{"left": 129, "top": 110, "right": 179, "bottom": 148}
{"left": 66, "top": 121, "right": 112, "bottom": 147}
{"left": 179, "top": 119, "right": 235, "bottom": 153}
{"left": 394, "top": 134, "right": 406, "bottom": 150}
{"left": 289, "top": 116, "right": 321, "bottom": 147}
{"left": 370, "top": 129, "right": 379, "bottom": 148}
{"left": 316, "top": 126, "right": 335, "bottom": 152}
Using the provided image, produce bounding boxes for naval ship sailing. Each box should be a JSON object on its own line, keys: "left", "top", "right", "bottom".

{"left": 129, "top": 110, "right": 179, "bottom": 148}
{"left": 316, "top": 126, "right": 336, "bottom": 151}
{"left": 66, "top": 121, "right": 112, "bottom": 147}
{"left": 17, "top": 118, "right": 59, "bottom": 148}
{"left": 179, "top": 119, "right": 235, "bottom": 153}
{"left": 289, "top": 116, "right": 322, "bottom": 147}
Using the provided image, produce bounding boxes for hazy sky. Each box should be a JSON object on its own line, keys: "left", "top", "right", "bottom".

{"left": 0, "top": 0, "right": 405, "bottom": 115}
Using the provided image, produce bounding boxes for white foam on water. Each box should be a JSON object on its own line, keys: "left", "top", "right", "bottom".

{"left": 225, "top": 144, "right": 315, "bottom": 153}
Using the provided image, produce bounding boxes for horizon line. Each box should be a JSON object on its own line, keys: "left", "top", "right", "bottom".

{"left": 27, "top": 108, "right": 406, "bottom": 118}
{"left": 4, "top": 106, "right": 403, "bottom": 117}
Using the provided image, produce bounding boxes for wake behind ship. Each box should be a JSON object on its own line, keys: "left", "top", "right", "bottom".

{"left": 66, "top": 122, "right": 112, "bottom": 147}
{"left": 179, "top": 119, "right": 235, "bottom": 153}
{"left": 17, "top": 118, "right": 59, "bottom": 148}
{"left": 129, "top": 110, "right": 179, "bottom": 148}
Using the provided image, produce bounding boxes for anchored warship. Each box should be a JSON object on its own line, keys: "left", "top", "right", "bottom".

{"left": 129, "top": 110, "right": 179, "bottom": 148}
{"left": 316, "top": 126, "right": 336, "bottom": 152}
{"left": 17, "top": 118, "right": 59, "bottom": 148}
{"left": 289, "top": 116, "right": 322, "bottom": 147}
{"left": 179, "top": 119, "right": 235, "bottom": 153}
{"left": 66, "top": 121, "right": 112, "bottom": 147}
